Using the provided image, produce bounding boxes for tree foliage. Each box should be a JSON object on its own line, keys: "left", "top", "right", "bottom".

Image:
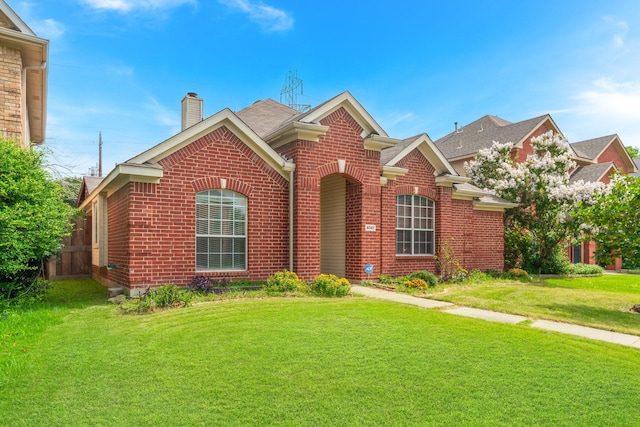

{"left": 0, "top": 138, "right": 79, "bottom": 299}
{"left": 626, "top": 145, "right": 640, "bottom": 159}
{"left": 586, "top": 174, "right": 640, "bottom": 267}
{"left": 465, "top": 131, "right": 605, "bottom": 273}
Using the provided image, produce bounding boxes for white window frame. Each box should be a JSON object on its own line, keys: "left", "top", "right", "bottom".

{"left": 396, "top": 195, "right": 435, "bottom": 256}
{"left": 195, "top": 190, "right": 247, "bottom": 271}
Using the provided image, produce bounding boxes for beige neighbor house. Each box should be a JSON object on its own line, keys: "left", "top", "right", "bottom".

{"left": 0, "top": 0, "right": 48, "bottom": 147}
{"left": 434, "top": 114, "right": 638, "bottom": 269}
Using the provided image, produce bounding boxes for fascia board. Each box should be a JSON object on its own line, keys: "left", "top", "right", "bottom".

{"left": 417, "top": 138, "right": 458, "bottom": 176}
{"left": 435, "top": 175, "right": 471, "bottom": 187}
{"left": 364, "top": 134, "right": 400, "bottom": 151}
{"left": 381, "top": 165, "right": 409, "bottom": 181}
{"left": 264, "top": 121, "right": 329, "bottom": 148}
{"left": 0, "top": 2, "right": 36, "bottom": 35}
{"left": 600, "top": 136, "right": 637, "bottom": 173}
{"left": 299, "top": 91, "right": 388, "bottom": 138}
{"left": 78, "top": 164, "right": 163, "bottom": 209}
{"left": 472, "top": 200, "right": 519, "bottom": 212}
{"left": 128, "top": 109, "right": 293, "bottom": 180}
{"left": 519, "top": 115, "right": 563, "bottom": 147}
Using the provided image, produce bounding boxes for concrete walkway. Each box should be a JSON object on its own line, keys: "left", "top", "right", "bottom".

{"left": 351, "top": 285, "right": 640, "bottom": 349}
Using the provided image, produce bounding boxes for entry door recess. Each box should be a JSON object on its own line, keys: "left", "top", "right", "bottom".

{"left": 320, "top": 175, "right": 346, "bottom": 277}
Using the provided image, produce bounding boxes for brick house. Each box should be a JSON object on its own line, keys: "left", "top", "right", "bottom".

{"left": 77, "top": 92, "right": 515, "bottom": 294}
{"left": 434, "top": 114, "right": 638, "bottom": 269}
{"left": 0, "top": 0, "right": 48, "bottom": 146}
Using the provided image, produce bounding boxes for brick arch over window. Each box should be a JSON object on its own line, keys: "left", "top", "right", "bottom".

{"left": 317, "top": 161, "right": 365, "bottom": 184}
{"left": 395, "top": 184, "right": 438, "bottom": 201}
{"left": 191, "top": 177, "right": 253, "bottom": 197}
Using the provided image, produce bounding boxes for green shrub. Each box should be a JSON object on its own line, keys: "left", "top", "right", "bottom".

{"left": 567, "top": 263, "right": 604, "bottom": 275}
{"left": 310, "top": 274, "right": 351, "bottom": 297}
{"left": 407, "top": 271, "right": 438, "bottom": 287}
{"left": 119, "top": 284, "right": 192, "bottom": 314}
{"left": 265, "top": 271, "right": 308, "bottom": 293}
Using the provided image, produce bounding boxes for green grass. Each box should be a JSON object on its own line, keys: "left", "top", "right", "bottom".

{"left": 1, "top": 279, "right": 640, "bottom": 425}
{"left": 421, "top": 274, "right": 640, "bottom": 335}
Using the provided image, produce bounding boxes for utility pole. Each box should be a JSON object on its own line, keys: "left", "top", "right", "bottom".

{"left": 98, "top": 131, "right": 103, "bottom": 177}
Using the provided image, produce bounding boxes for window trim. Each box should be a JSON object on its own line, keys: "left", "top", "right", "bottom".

{"left": 395, "top": 194, "right": 435, "bottom": 256}
{"left": 195, "top": 189, "right": 248, "bottom": 272}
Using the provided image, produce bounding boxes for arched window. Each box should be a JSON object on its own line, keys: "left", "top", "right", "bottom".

{"left": 196, "top": 190, "right": 247, "bottom": 270}
{"left": 396, "top": 195, "right": 435, "bottom": 255}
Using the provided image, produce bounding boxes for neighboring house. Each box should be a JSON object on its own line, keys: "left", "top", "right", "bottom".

{"left": 77, "top": 92, "right": 515, "bottom": 294}
{"left": 633, "top": 159, "right": 640, "bottom": 178}
{"left": 0, "top": 0, "right": 48, "bottom": 147}
{"left": 435, "top": 114, "right": 638, "bottom": 269}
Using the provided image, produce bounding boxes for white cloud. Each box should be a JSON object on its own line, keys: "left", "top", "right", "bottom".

{"left": 560, "top": 77, "right": 640, "bottom": 147}
{"left": 573, "top": 78, "right": 640, "bottom": 120}
{"left": 80, "top": 0, "right": 196, "bottom": 12}
{"left": 603, "top": 16, "right": 629, "bottom": 48}
{"left": 218, "top": 0, "right": 294, "bottom": 32}
{"left": 33, "top": 18, "right": 66, "bottom": 39}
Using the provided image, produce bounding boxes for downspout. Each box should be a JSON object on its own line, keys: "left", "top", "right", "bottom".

{"left": 289, "top": 169, "right": 294, "bottom": 272}
{"left": 283, "top": 162, "right": 296, "bottom": 272}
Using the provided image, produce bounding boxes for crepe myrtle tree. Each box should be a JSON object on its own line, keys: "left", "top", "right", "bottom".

{"left": 585, "top": 174, "right": 640, "bottom": 268}
{"left": 0, "top": 138, "right": 78, "bottom": 301}
{"left": 465, "top": 131, "right": 605, "bottom": 274}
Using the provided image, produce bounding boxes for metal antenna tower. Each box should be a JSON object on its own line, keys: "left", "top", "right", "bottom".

{"left": 280, "top": 70, "right": 311, "bottom": 112}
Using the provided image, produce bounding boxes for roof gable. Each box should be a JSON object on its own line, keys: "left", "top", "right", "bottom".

{"left": 296, "top": 91, "right": 388, "bottom": 138}
{"left": 0, "top": 1, "right": 35, "bottom": 34}
{"left": 381, "top": 133, "right": 457, "bottom": 176}
{"left": 76, "top": 176, "right": 104, "bottom": 207}
{"left": 571, "top": 134, "right": 637, "bottom": 174}
{"left": 434, "top": 114, "right": 559, "bottom": 161}
{"left": 127, "top": 108, "right": 295, "bottom": 180}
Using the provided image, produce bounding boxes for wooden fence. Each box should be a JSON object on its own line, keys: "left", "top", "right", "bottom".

{"left": 46, "top": 215, "right": 92, "bottom": 280}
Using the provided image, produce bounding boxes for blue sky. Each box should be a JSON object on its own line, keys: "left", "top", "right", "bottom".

{"left": 12, "top": 0, "right": 640, "bottom": 176}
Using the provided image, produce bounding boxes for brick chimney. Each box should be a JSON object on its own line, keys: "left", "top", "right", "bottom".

{"left": 181, "top": 92, "right": 203, "bottom": 131}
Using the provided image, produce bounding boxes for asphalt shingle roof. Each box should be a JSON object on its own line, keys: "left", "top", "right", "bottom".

{"left": 570, "top": 135, "right": 615, "bottom": 160}
{"left": 569, "top": 162, "right": 614, "bottom": 183}
{"left": 632, "top": 159, "right": 640, "bottom": 177}
{"left": 235, "top": 99, "right": 302, "bottom": 139}
{"left": 380, "top": 135, "right": 421, "bottom": 165}
{"left": 434, "top": 114, "right": 549, "bottom": 160}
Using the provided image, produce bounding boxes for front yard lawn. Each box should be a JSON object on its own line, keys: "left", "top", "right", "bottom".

{"left": 1, "top": 279, "right": 640, "bottom": 425}
{"left": 420, "top": 274, "right": 640, "bottom": 335}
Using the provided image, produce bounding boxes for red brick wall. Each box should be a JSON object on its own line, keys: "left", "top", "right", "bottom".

{"left": 514, "top": 124, "right": 552, "bottom": 163}
{"left": 103, "top": 126, "right": 290, "bottom": 291}
{"left": 275, "top": 107, "right": 382, "bottom": 281}
{"left": 106, "top": 185, "right": 132, "bottom": 286}
{"left": 383, "top": 150, "right": 440, "bottom": 277}
{"left": 597, "top": 142, "right": 632, "bottom": 174}
{"left": 469, "top": 209, "right": 505, "bottom": 270}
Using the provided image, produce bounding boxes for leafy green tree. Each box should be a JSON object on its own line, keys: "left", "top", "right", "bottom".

{"left": 0, "top": 138, "right": 79, "bottom": 300}
{"left": 56, "top": 176, "right": 83, "bottom": 207}
{"left": 586, "top": 174, "right": 640, "bottom": 267}
{"left": 465, "top": 131, "right": 605, "bottom": 273}
{"left": 626, "top": 145, "right": 640, "bottom": 159}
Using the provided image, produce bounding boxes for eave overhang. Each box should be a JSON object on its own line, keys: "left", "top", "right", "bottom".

{"left": 78, "top": 163, "right": 164, "bottom": 209}
{"left": 264, "top": 121, "right": 329, "bottom": 148}
{"left": 364, "top": 134, "right": 401, "bottom": 151}
{"left": 0, "top": 27, "right": 48, "bottom": 144}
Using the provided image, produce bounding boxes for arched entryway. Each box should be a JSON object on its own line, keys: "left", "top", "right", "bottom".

{"left": 320, "top": 174, "right": 346, "bottom": 277}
